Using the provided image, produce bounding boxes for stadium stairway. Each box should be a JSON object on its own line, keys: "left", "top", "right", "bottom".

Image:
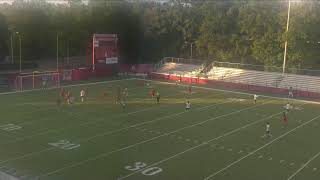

{"left": 157, "top": 62, "right": 203, "bottom": 76}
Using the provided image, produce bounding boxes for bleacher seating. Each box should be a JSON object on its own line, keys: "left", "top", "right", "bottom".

{"left": 206, "top": 67, "right": 320, "bottom": 93}
{"left": 157, "top": 63, "right": 203, "bottom": 76}
{"left": 156, "top": 62, "right": 320, "bottom": 93}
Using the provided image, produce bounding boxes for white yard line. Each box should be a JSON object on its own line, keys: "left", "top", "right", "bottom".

{"left": 37, "top": 100, "right": 275, "bottom": 178}
{"left": 1, "top": 85, "right": 146, "bottom": 127}
{"left": 287, "top": 151, "right": 320, "bottom": 180}
{"left": 116, "top": 110, "right": 284, "bottom": 180}
{"left": 0, "top": 78, "right": 137, "bottom": 96}
{"left": 142, "top": 79, "right": 320, "bottom": 105}
{"left": 0, "top": 95, "right": 235, "bottom": 165}
{"left": 4, "top": 88, "right": 223, "bottom": 144}
{"left": 76, "top": 100, "right": 234, "bottom": 142}
{"left": 203, "top": 113, "right": 320, "bottom": 180}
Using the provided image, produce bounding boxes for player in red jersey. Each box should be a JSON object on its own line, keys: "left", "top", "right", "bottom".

{"left": 150, "top": 88, "right": 156, "bottom": 98}
{"left": 60, "top": 88, "right": 65, "bottom": 98}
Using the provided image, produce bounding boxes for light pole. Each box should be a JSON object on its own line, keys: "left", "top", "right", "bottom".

{"left": 190, "top": 43, "right": 194, "bottom": 60}
{"left": 16, "top": 32, "right": 21, "bottom": 73}
{"left": 10, "top": 33, "right": 13, "bottom": 64}
{"left": 67, "top": 39, "right": 70, "bottom": 65}
{"left": 56, "top": 33, "right": 60, "bottom": 72}
{"left": 185, "top": 41, "right": 194, "bottom": 60}
{"left": 282, "top": 0, "right": 291, "bottom": 74}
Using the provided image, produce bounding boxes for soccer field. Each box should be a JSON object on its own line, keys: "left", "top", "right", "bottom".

{"left": 0, "top": 78, "right": 320, "bottom": 180}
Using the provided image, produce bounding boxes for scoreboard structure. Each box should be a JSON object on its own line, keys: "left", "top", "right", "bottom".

{"left": 92, "top": 34, "right": 119, "bottom": 71}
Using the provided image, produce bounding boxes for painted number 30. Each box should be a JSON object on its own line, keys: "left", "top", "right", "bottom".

{"left": 125, "top": 162, "right": 162, "bottom": 176}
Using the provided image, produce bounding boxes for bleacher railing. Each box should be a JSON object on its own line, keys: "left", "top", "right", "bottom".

{"left": 162, "top": 57, "right": 320, "bottom": 76}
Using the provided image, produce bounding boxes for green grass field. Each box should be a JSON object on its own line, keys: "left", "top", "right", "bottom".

{"left": 0, "top": 78, "right": 320, "bottom": 180}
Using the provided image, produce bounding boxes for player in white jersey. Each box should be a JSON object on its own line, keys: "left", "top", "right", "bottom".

{"left": 185, "top": 101, "right": 191, "bottom": 110}
{"left": 80, "top": 89, "right": 86, "bottom": 102}
{"left": 265, "top": 122, "right": 272, "bottom": 138}
{"left": 285, "top": 102, "right": 291, "bottom": 113}
{"left": 253, "top": 94, "right": 258, "bottom": 104}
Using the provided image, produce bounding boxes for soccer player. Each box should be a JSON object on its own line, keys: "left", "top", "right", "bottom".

{"left": 288, "top": 86, "right": 294, "bottom": 98}
{"left": 188, "top": 85, "right": 192, "bottom": 94}
{"left": 285, "top": 102, "right": 291, "bottom": 113}
{"left": 150, "top": 88, "right": 156, "bottom": 98}
{"left": 42, "top": 77, "right": 47, "bottom": 89}
{"left": 120, "top": 99, "right": 126, "bottom": 109}
{"left": 60, "top": 88, "right": 65, "bottom": 98}
{"left": 156, "top": 91, "right": 160, "bottom": 104}
{"left": 175, "top": 80, "right": 179, "bottom": 86}
{"left": 80, "top": 89, "right": 86, "bottom": 102}
{"left": 67, "top": 91, "right": 72, "bottom": 104}
{"left": 265, "top": 122, "right": 272, "bottom": 138}
{"left": 185, "top": 101, "right": 191, "bottom": 110}
{"left": 122, "top": 88, "right": 128, "bottom": 103}
{"left": 116, "top": 86, "right": 121, "bottom": 104}
{"left": 282, "top": 112, "right": 288, "bottom": 127}
{"left": 253, "top": 94, "right": 258, "bottom": 104}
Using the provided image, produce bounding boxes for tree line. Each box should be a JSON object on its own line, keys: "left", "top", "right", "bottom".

{"left": 0, "top": 0, "right": 319, "bottom": 69}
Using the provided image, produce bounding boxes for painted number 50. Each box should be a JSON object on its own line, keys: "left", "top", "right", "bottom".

{"left": 125, "top": 162, "right": 162, "bottom": 176}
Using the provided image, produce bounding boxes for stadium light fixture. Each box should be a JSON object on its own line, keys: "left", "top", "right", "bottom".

{"left": 185, "top": 41, "right": 194, "bottom": 60}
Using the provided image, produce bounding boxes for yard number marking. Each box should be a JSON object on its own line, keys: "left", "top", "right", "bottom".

{"left": 125, "top": 162, "right": 162, "bottom": 176}
{"left": 0, "top": 124, "right": 22, "bottom": 131}
{"left": 227, "top": 98, "right": 245, "bottom": 102}
{"left": 48, "top": 140, "right": 80, "bottom": 150}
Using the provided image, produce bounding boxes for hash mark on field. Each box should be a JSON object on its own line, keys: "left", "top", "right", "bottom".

{"left": 35, "top": 100, "right": 278, "bottom": 178}
{"left": 290, "top": 163, "right": 295, "bottom": 166}
{"left": 268, "top": 157, "right": 273, "bottom": 161}
{"left": 258, "top": 155, "right": 263, "bottom": 159}
{"left": 238, "top": 150, "right": 243, "bottom": 154}
{"left": 313, "top": 168, "right": 317, "bottom": 171}
{"left": 280, "top": 160, "right": 285, "bottom": 163}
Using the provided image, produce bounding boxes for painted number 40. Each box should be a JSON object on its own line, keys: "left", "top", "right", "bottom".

{"left": 125, "top": 162, "right": 162, "bottom": 176}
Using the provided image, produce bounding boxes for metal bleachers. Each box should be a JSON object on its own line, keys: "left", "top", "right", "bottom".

{"left": 206, "top": 67, "right": 320, "bottom": 93}
{"left": 156, "top": 58, "right": 320, "bottom": 93}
